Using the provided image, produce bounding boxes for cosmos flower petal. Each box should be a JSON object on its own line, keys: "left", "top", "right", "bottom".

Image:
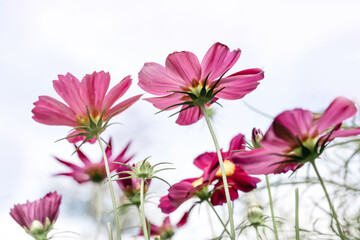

{"left": 323, "top": 128, "right": 360, "bottom": 142}
{"left": 159, "top": 196, "right": 177, "bottom": 214}
{"left": 193, "top": 152, "right": 217, "bottom": 171}
{"left": 228, "top": 133, "right": 246, "bottom": 154}
{"left": 201, "top": 42, "right": 241, "bottom": 81}
{"left": 230, "top": 167, "right": 261, "bottom": 192}
{"left": 102, "top": 75, "right": 132, "bottom": 109}
{"left": 311, "top": 97, "right": 357, "bottom": 135}
{"left": 106, "top": 94, "right": 142, "bottom": 118}
{"left": 175, "top": 106, "right": 202, "bottom": 125}
{"left": 144, "top": 93, "right": 183, "bottom": 110}
{"left": 53, "top": 73, "right": 85, "bottom": 114}
{"left": 211, "top": 182, "right": 239, "bottom": 206}
{"left": 165, "top": 51, "right": 201, "bottom": 85}
{"left": 138, "top": 62, "right": 183, "bottom": 95}
{"left": 216, "top": 68, "right": 264, "bottom": 100}
{"left": 32, "top": 96, "right": 77, "bottom": 126}
{"left": 80, "top": 71, "right": 110, "bottom": 113}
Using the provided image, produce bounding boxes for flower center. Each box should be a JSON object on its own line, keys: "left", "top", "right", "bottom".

{"left": 291, "top": 138, "right": 317, "bottom": 157}
{"left": 192, "top": 177, "right": 203, "bottom": 188}
{"left": 216, "top": 160, "right": 236, "bottom": 177}
{"left": 75, "top": 110, "right": 101, "bottom": 126}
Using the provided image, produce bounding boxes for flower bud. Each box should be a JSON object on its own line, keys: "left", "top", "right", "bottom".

{"left": 135, "top": 160, "right": 152, "bottom": 178}
{"left": 251, "top": 128, "right": 263, "bottom": 149}
{"left": 247, "top": 206, "right": 264, "bottom": 226}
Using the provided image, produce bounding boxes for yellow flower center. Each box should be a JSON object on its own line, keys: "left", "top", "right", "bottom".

{"left": 75, "top": 111, "right": 101, "bottom": 126}
{"left": 192, "top": 177, "right": 203, "bottom": 188}
{"left": 216, "top": 160, "right": 236, "bottom": 177}
{"left": 290, "top": 138, "right": 317, "bottom": 156}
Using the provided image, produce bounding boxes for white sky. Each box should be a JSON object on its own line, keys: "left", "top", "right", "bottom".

{"left": 1, "top": 0, "right": 360, "bottom": 239}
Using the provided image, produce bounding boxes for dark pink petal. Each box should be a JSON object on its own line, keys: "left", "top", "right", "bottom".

{"left": 230, "top": 167, "right": 260, "bottom": 192}
{"left": 211, "top": 181, "right": 239, "bottom": 206}
{"left": 75, "top": 147, "right": 92, "bottom": 165}
{"left": 216, "top": 69, "right": 264, "bottom": 100}
{"left": 32, "top": 96, "right": 77, "bottom": 126}
{"left": 232, "top": 148, "right": 293, "bottom": 175}
{"left": 53, "top": 73, "right": 85, "bottom": 115}
{"left": 165, "top": 51, "right": 201, "bottom": 85}
{"left": 262, "top": 109, "right": 314, "bottom": 150}
{"left": 80, "top": 71, "right": 110, "bottom": 114}
{"left": 201, "top": 42, "right": 241, "bottom": 81}
{"left": 193, "top": 152, "right": 217, "bottom": 171}
{"left": 102, "top": 75, "right": 132, "bottom": 110}
{"left": 159, "top": 196, "right": 177, "bottom": 214}
{"left": 145, "top": 93, "right": 183, "bottom": 110}
{"left": 176, "top": 211, "right": 189, "bottom": 228}
{"left": 106, "top": 94, "right": 142, "bottom": 119}
{"left": 175, "top": 106, "right": 203, "bottom": 125}
{"left": 311, "top": 97, "right": 357, "bottom": 135}
{"left": 138, "top": 62, "right": 183, "bottom": 95}
{"left": 228, "top": 133, "right": 246, "bottom": 154}
{"left": 163, "top": 216, "right": 172, "bottom": 229}
{"left": 323, "top": 128, "right": 360, "bottom": 142}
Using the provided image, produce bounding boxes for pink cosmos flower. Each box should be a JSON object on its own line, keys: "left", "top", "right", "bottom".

{"left": 10, "top": 192, "right": 62, "bottom": 239}
{"left": 233, "top": 97, "right": 360, "bottom": 175}
{"left": 194, "top": 134, "right": 261, "bottom": 205}
{"left": 32, "top": 71, "right": 142, "bottom": 143}
{"left": 54, "top": 139, "right": 132, "bottom": 183}
{"left": 138, "top": 42, "right": 264, "bottom": 125}
{"left": 139, "top": 213, "right": 188, "bottom": 239}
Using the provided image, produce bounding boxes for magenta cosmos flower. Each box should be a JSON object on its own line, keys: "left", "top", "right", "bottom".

{"left": 32, "top": 71, "right": 142, "bottom": 143}
{"left": 194, "top": 133, "right": 260, "bottom": 205}
{"left": 10, "top": 192, "right": 62, "bottom": 239}
{"left": 138, "top": 42, "right": 264, "bottom": 125}
{"left": 55, "top": 139, "right": 132, "bottom": 183}
{"left": 233, "top": 97, "right": 360, "bottom": 175}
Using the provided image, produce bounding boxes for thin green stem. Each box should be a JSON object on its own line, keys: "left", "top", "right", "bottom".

{"left": 96, "top": 135, "right": 121, "bottom": 240}
{"left": 201, "top": 105, "right": 235, "bottom": 240}
{"left": 140, "top": 178, "right": 149, "bottom": 240}
{"left": 311, "top": 161, "right": 346, "bottom": 240}
{"left": 295, "top": 187, "right": 300, "bottom": 240}
{"left": 206, "top": 200, "right": 231, "bottom": 236}
{"left": 255, "top": 226, "right": 260, "bottom": 240}
{"left": 265, "top": 175, "right": 279, "bottom": 240}
{"left": 107, "top": 222, "right": 113, "bottom": 240}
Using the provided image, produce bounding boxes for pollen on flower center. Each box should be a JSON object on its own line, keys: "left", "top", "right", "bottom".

{"left": 192, "top": 177, "right": 203, "bottom": 188}
{"left": 216, "top": 160, "right": 236, "bottom": 177}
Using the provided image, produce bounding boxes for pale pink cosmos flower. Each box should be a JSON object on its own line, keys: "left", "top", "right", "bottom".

{"left": 138, "top": 42, "right": 264, "bottom": 125}
{"left": 10, "top": 192, "right": 62, "bottom": 239}
{"left": 54, "top": 139, "right": 132, "bottom": 184}
{"left": 32, "top": 71, "right": 142, "bottom": 143}
{"left": 233, "top": 97, "right": 360, "bottom": 175}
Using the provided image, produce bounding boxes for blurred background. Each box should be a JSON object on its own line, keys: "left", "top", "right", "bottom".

{"left": 1, "top": 0, "right": 360, "bottom": 239}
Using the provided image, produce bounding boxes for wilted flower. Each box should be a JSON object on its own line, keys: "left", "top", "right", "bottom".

{"left": 138, "top": 42, "right": 264, "bottom": 125}
{"left": 54, "top": 139, "right": 132, "bottom": 183}
{"left": 9, "top": 192, "right": 62, "bottom": 240}
{"left": 233, "top": 97, "right": 360, "bottom": 174}
{"left": 32, "top": 71, "right": 141, "bottom": 143}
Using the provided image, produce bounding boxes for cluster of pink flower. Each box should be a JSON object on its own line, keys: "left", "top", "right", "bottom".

{"left": 10, "top": 42, "right": 360, "bottom": 240}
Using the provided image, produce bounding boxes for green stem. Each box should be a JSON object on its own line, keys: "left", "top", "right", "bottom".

{"left": 201, "top": 105, "right": 235, "bottom": 240}
{"left": 295, "top": 187, "right": 300, "bottom": 240}
{"left": 311, "top": 161, "right": 346, "bottom": 240}
{"left": 107, "top": 222, "right": 113, "bottom": 240}
{"left": 206, "top": 200, "right": 231, "bottom": 236}
{"left": 265, "top": 175, "right": 279, "bottom": 240}
{"left": 140, "top": 178, "right": 149, "bottom": 240}
{"left": 96, "top": 135, "right": 121, "bottom": 240}
{"left": 255, "top": 226, "right": 260, "bottom": 240}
